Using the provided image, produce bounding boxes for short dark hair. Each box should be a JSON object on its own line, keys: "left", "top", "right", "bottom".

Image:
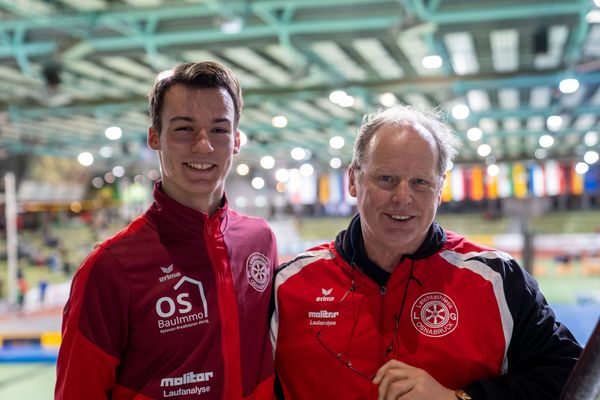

{"left": 351, "top": 105, "right": 460, "bottom": 177}
{"left": 148, "top": 61, "right": 243, "bottom": 133}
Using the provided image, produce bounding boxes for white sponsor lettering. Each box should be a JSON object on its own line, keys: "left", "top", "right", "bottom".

{"left": 161, "top": 371, "right": 214, "bottom": 387}
{"left": 308, "top": 310, "right": 339, "bottom": 319}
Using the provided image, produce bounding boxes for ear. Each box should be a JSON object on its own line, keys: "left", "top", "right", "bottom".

{"left": 233, "top": 129, "right": 241, "bottom": 154}
{"left": 348, "top": 166, "right": 357, "bottom": 198}
{"left": 437, "top": 173, "right": 446, "bottom": 206}
{"left": 148, "top": 126, "right": 160, "bottom": 150}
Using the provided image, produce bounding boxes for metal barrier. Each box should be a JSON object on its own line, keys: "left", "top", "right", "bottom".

{"left": 560, "top": 318, "right": 600, "bottom": 400}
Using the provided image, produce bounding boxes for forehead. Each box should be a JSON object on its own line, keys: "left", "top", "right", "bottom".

{"left": 365, "top": 122, "right": 439, "bottom": 170}
{"left": 162, "top": 85, "right": 234, "bottom": 116}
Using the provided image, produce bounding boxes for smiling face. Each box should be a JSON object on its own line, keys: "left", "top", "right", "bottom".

{"left": 348, "top": 122, "right": 444, "bottom": 270}
{"left": 148, "top": 84, "right": 240, "bottom": 214}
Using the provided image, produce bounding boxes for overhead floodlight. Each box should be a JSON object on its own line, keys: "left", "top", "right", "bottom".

{"left": 251, "top": 177, "right": 265, "bottom": 189}
{"left": 99, "top": 146, "right": 113, "bottom": 158}
{"left": 546, "top": 115, "right": 563, "bottom": 131}
{"left": 466, "top": 127, "right": 483, "bottom": 141}
{"left": 584, "top": 150, "right": 599, "bottom": 164}
{"left": 300, "top": 163, "right": 314, "bottom": 176}
{"left": 105, "top": 126, "right": 122, "bottom": 140}
{"left": 77, "top": 152, "right": 94, "bottom": 166}
{"left": 539, "top": 134, "right": 555, "bottom": 148}
{"left": 534, "top": 148, "right": 547, "bottom": 160}
{"left": 477, "top": 143, "right": 491, "bottom": 157}
{"left": 275, "top": 168, "right": 290, "bottom": 183}
{"left": 291, "top": 147, "right": 306, "bottom": 160}
{"left": 236, "top": 163, "right": 250, "bottom": 176}
{"left": 112, "top": 165, "right": 125, "bottom": 178}
{"left": 422, "top": 55, "right": 443, "bottom": 69}
{"left": 584, "top": 130, "right": 598, "bottom": 147}
{"left": 559, "top": 78, "right": 579, "bottom": 94}
{"left": 260, "top": 155, "right": 275, "bottom": 169}
{"left": 379, "top": 93, "right": 397, "bottom": 107}
{"left": 329, "top": 136, "right": 345, "bottom": 149}
{"left": 239, "top": 130, "right": 248, "bottom": 146}
{"left": 575, "top": 162, "right": 589, "bottom": 175}
{"left": 330, "top": 157, "right": 342, "bottom": 169}
{"left": 451, "top": 104, "right": 470, "bottom": 120}
{"left": 329, "top": 90, "right": 347, "bottom": 104}
{"left": 272, "top": 115, "right": 288, "bottom": 128}
{"left": 487, "top": 164, "right": 499, "bottom": 177}
{"left": 220, "top": 17, "right": 243, "bottom": 34}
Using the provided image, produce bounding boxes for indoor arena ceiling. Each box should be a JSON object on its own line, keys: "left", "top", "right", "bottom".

{"left": 1, "top": 0, "right": 600, "bottom": 176}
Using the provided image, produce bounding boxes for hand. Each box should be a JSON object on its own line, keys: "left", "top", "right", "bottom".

{"left": 372, "top": 359, "right": 456, "bottom": 400}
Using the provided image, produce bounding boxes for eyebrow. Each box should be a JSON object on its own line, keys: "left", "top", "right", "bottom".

{"left": 167, "top": 116, "right": 232, "bottom": 124}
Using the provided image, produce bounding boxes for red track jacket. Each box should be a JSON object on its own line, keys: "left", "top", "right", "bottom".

{"left": 270, "top": 215, "right": 581, "bottom": 400}
{"left": 56, "top": 182, "right": 277, "bottom": 399}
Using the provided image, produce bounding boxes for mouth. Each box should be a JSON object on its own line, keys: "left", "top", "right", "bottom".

{"left": 185, "top": 162, "right": 215, "bottom": 171}
{"left": 388, "top": 214, "right": 414, "bottom": 221}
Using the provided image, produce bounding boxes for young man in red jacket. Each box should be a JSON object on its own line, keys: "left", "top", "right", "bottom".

{"left": 270, "top": 105, "right": 581, "bottom": 399}
{"left": 56, "top": 61, "right": 277, "bottom": 399}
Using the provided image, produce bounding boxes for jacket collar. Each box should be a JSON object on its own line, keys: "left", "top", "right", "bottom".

{"left": 334, "top": 214, "right": 446, "bottom": 286}
{"left": 147, "top": 180, "right": 228, "bottom": 239}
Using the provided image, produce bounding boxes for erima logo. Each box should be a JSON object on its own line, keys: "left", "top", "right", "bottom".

{"left": 159, "top": 264, "right": 181, "bottom": 283}
{"left": 316, "top": 288, "right": 334, "bottom": 302}
{"left": 160, "top": 371, "right": 214, "bottom": 387}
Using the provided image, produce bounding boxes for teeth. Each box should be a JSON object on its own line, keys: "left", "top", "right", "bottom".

{"left": 187, "top": 162, "right": 213, "bottom": 170}
{"left": 391, "top": 215, "right": 410, "bottom": 220}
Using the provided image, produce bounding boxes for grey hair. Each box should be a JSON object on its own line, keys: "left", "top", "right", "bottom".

{"left": 350, "top": 104, "right": 460, "bottom": 177}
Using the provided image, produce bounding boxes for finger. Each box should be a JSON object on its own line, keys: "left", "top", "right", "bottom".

{"left": 377, "top": 366, "right": 411, "bottom": 400}
{"left": 372, "top": 359, "right": 406, "bottom": 384}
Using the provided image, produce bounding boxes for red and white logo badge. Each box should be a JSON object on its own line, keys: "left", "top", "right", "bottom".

{"left": 246, "top": 252, "right": 270, "bottom": 292}
{"left": 411, "top": 292, "right": 458, "bottom": 337}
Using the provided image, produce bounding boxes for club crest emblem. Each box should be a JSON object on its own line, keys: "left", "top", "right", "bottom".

{"left": 246, "top": 252, "right": 270, "bottom": 292}
{"left": 411, "top": 292, "right": 458, "bottom": 337}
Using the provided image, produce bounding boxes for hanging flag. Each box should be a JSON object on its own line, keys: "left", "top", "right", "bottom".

{"left": 545, "top": 160, "right": 561, "bottom": 196}
{"left": 570, "top": 162, "right": 584, "bottom": 195}
{"left": 469, "top": 165, "right": 485, "bottom": 201}
{"left": 512, "top": 162, "right": 528, "bottom": 199}
{"left": 450, "top": 165, "right": 465, "bottom": 201}
{"left": 485, "top": 168, "right": 498, "bottom": 199}
{"left": 584, "top": 163, "right": 600, "bottom": 193}
{"left": 497, "top": 163, "right": 512, "bottom": 198}
{"left": 441, "top": 170, "right": 453, "bottom": 202}
{"left": 318, "top": 174, "right": 330, "bottom": 205}
{"left": 530, "top": 163, "right": 545, "bottom": 197}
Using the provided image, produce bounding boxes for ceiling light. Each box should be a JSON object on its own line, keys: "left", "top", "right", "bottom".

{"left": 92, "top": 177, "right": 104, "bottom": 189}
{"left": 300, "top": 163, "right": 314, "bottom": 176}
{"left": 575, "top": 162, "right": 589, "bottom": 175}
{"left": 275, "top": 168, "right": 290, "bottom": 183}
{"left": 272, "top": 115, "right": 288, "bottom": 128}
{"left": 584, "top": 131, "right": 599, "bottom": 146}
{"left": 487, "top": 164, "right": 499, "bottom": 177}
{"left": 291, "top": 147, "right": 306, "bottom": 160}
{"left": 466, "top": 127, "right": 483, "bottom": 141}
{"left": 112, "top": 165, "right": 125, "bottom": 178}
{"left": 539, "top": 134, "right": 555, "bottom": 148}
{"left": 148, "top": 169, "right": 161, "bottom": 181}
{"left": 77, "top": 152, "right": 94, "bottom": 166}
{"left": 99, "top": 146, "right": 113, "bottom": 158}
{"left": 422, "top": 55, "right": 443, "bottom": 69}
{"left": 338, "top": 95, "right": 355, "bottom": 108}
{"left": 235, "top": 196, "right": 248, "bottom": 208}
{"left": 329, "top": 136, "right": 345, "bottom": 149}
{"left": 584, "top": 150, "right": 599, "bottom": 164}
{"left": 236, "top": 163, "right": 250, "bottom": 176}
{"left": 260, "top": 155, "right": 275, "bottom": 169}
{"left": 559, "top": 78, "right": 579, "bottom": 94}
{"left": 329, "top": 90, "right": 347, "bottom": 104}
{"left": 546, "top": 115, "right": 563, "bottom": 131}
{"left": 477, "top": 144, "right": 491, "bottom": 157}
{"left": 239, "top": 130, "right": 248, "bottom": 146}
{"left": 595, "top": 0, "right": 600, "bottom": 7}
{"left": 220, "top": 17, "right": 243, "bottom": 34}
{"left": 534, "top": 149, "right": 547, "bottom": 159}
{"left": 251, "top": 177, "right": 265, "bottom": 189}
{"left": 254, "top": 196, "right": 267, "bottom": 207}
{"left": 451, "top": 104, "right": 470, "bottom": 120}
{"left": 587, "top": 10, "right": 600, "bottom": 24}
{"left": 329, "top": 157, "right": 342, "bottom": 169}
{"left": 379, "top": 93, "right": 397, "bottom": 107}
{"left": 105, "top": 126, "right": 122, "bottom": 140}
{"left": 104, "top": 172, "right": 115, "bottom": 183}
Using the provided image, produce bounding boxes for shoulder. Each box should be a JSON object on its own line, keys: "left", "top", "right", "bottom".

{"left": 275, "top": 243, "right": 334, "bottom": 285}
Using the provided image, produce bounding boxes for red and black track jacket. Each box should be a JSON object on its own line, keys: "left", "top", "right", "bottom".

{"left": 56, "top": 182, "right": 278, "bottom": 399}
{"left": 270, "top": 215, "right": 581, "bottom": 399}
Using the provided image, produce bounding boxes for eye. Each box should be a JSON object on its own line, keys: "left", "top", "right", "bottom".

{"left": 175, "top": 126, "right": 193, "bottom": 132}
{"left": 212, "top": 127, "right": 230, "bottom": 134}
{"left": 412, "top": 178, "right": 431, "bottom": 190}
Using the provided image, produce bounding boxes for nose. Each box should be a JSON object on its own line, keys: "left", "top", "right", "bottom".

{"left": 191, "top": 129, "right": 214, "bottom": 153}
{"left": 391, "top": 180, "right": 412, "bottom": 204}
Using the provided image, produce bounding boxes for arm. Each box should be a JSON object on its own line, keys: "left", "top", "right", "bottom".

{"left": 464, "top": 260, "right": 582, "bottom": 400}
{"left": 55, "top": 247, "right": 130, "bottom": 399}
